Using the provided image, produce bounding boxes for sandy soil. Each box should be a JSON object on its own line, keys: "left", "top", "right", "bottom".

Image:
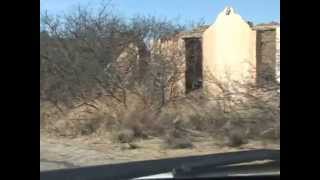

{"left": 40, "top": 131, "right": 279, "bottom": 171}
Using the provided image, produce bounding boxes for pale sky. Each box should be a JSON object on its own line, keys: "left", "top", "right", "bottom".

{"left": 40, "top": 0, "right": 280, "bottom": 24}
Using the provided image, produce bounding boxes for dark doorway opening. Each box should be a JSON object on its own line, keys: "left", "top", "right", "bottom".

{"left": 184, "top": 37, "right": 203, "bottom": 94}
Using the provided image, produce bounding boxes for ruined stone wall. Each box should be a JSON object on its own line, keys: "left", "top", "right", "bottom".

{"left": 256, "top": 28, "right": 277, "bottom": 86}
{"left": 151, "top": 36, "right": 187, "bottom": 99}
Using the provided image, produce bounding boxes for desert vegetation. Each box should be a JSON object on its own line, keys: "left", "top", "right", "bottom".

{"left": 40, "top": 1, "right": 279, "bottom": 149}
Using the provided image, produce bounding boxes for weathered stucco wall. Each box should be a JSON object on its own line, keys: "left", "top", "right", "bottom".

{"left": 202, "top": 7, "right": 257, "bottom": 93}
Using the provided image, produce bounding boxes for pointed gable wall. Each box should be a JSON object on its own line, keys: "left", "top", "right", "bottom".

{"left": 202, "top": 7, "right": 257, "bottom": 92}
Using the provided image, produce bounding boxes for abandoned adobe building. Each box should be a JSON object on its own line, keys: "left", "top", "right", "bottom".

{"left": 160, "top": 7, "right": 280, "bottom": 95}
{"left": 117, "top": 7, "right": 280, "bottom": 97}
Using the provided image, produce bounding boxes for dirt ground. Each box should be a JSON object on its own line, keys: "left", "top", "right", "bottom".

{"left": 40, "top": 130, "right": 279, "bottom": 170}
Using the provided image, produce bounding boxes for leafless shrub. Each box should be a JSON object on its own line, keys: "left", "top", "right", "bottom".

{"left": 203, "top": 68, "right": 280, "bottom": 142}
{"left": 45, "top": 107, "right": 118, "bottom": 137}
{"left": 187, "top": 114, "right": 212, "bottom": 131}
{"left": 78, "top": 116, "right": 105, "bottom": 136}
{"left": 40, "top": 1, "right": 187, "bottom": 118}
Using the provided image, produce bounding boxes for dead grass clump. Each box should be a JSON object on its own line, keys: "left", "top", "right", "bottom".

{"left": 111, "top": 107, "right": 164, "bottom": 143}
{"left": 164, "top": 137, "right": 194, "bottom": 149}
{"left": 221, "top": 120, "right": 249, "bottom": 147}
{"left": 163, "top": 129, "right": 194, "bottom": 149}
{"left": 114, "top": 129, "right": 136, "bottom": 143}
{"left": 115, "top": 104, "right": 180, "bottom": 140}
{"left": 119, "top": 109, "right": 155, "bottom": 139}
{"left": 226, "top": 131, "right": 248, "bottom": 147}
{"left": 162, "top": 117, "right": 194, "bottom": 149}
{"left": 78, "top": 116, "right": 104, "bottom": 136}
